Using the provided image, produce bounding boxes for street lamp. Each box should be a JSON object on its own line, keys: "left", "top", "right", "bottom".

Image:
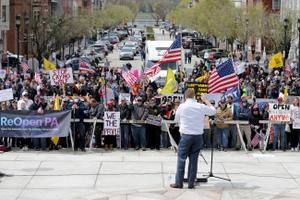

{"left": 283, "top": 18, "right": 288, "bottom": 65}
{"left": 25, "top": 15, "right": 30, "bottom": 60}
{"left": 245, "top": 18, "right": 249, "bottom": 62}
{"left": 298, "top": 19, "right": 300, "bottom": 75}
{"left": 16, "top": 15, "right": 21, "bottom": 65}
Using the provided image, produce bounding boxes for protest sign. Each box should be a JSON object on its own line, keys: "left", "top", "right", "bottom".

{"left": 103, "top": 112, "right": 120, "bottom": 135}
{"left": 255, "top": 99, "right": 277, "bottom": 111}
{"left": 269, "top": 103, "right": 291, "bottom": 122}
{"left": 49, "top": 68, "right": 74, "bottom": 85}
{"left": 223, "top": 87, "right": 240, "bottom": 103}
{"left": 293, "top": 111, "right": 300, "bottom": 129}
{"left": 146, "top": 115, "right": 162, "bottom": 126}
{"left": 156, "top": 94, "right": 184, "bottom": 104}
{"left": 0, "top": 70, "right": 6, "bottom": 79}
{"left": 0, "top": 88, "right": 14, "bottom": 102}
{"left": 0, "top": 110, "right": 71, "bottom": 137}
{"left": 119, "top": 93, "right": 131, "bottom": 104}
{"left": 186, "top": 82, "right": 208, "bottom": 97}
{"left": 234, "top": 62, "right": 246, "bottom": 75}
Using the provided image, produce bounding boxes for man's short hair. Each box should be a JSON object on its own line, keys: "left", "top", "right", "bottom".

{"left": 184, "top": 89, "right": 195, "bottom": 99}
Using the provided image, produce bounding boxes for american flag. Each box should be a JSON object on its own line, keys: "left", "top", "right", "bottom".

{"left": 144, "top": 37, "right": 182, "bottom": 78}
{"left": 79, "top": 60, "right": 95, "bottom": 74}
{"left": 121, "top": 67, "right": 137, "bottom": 87}
{"left": 208, "top": 59, "right": 239, "bottom": 93}
{"left": 34, "top": 72, "right": 42, "bottom": 84}
{"left": 20, "top": 62, "right": 30, "bottom": 72}
{"left": 251, "top": 133, "right": 260, "bottom": 148}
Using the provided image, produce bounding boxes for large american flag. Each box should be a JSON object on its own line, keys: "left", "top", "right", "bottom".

{"left": 121, "top": 67, "right": 138, "bottom": 87}
{"left": 208, "top": 59, "right": 239, "bottom": 93}
{"left": 144, "top": 37, "right": 182, "bottom": 78}
{"left": 20, "top": 62, "right": 30, "bottom": 72}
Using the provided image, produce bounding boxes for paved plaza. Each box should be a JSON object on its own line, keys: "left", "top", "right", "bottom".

{"left": 1, "top": 149, "right": 300, "bottom": 200}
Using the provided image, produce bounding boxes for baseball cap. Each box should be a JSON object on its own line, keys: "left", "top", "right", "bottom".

{"left": 22, "top": 91, "right": 28, "bottom": 96}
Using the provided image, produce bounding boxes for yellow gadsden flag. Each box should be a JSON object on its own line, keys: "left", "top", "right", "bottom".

{"left": 195, "top": 73, "right": 209, "bottom": 82}
{"left": 51, "top": 96, "right": 61, "bottom": 146}
{"left": 44, "top": 58, "right": 56, "bottom": 71}
{"left": 160, "top": 68, "right": 177, "bottom": 95}
{"left": 269, "top": 52, "right": 283, "bottom": 68}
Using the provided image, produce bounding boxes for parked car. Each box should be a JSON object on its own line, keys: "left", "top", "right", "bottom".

{"left": 119, "top": 47, "right": 134, "bottom": 60}
{"left": 124, "top": 42, "right": 139, "bottom": 55}
{"left": 198, "top": 48, "right": 228, "bottom": 60}
{"left": 66, "top": 57, "right": 91, "bottom": 71}
{"left": 99, "top": 40, "right": 114, "bottom": 52}
{"left": 90, "top": 42, "right": 108, "bottom": 56}
{"left": 102, "top": 35, "right": 120, "bottom": 44}
{"left": 192, "top": 39, "right": 213, "bottom": 55}
{"left": 81, "top": 48, "right": 105, "bottom": 62}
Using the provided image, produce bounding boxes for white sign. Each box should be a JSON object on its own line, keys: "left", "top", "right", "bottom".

{"left": 203, "top": 93, "right": 222, "bottom": 105}
{"left": 119, "top": 93, "right": 131, "bottom": 104}
{"left": 103, "top": 112, "right": 120, "bottom": 135}
{"left": 0, "top": 69, "right": 6, "bottom": 79}
{"left": 234, "top": 62, "right": 246, "bottom": 75}
{"left": 0, "top": 0, "right": 10, "bottom": 30}
{"left": 156, "top": 94, "right": 184, "bottom": 104}
{"left": 269, "top": 103, "right": 291, "bottom": 122}
{"left": 49, "top": 68, "right": 73, "bottom": 85}
{"left": 0, "top": 88, "right": 13, "bottom": 102}
{"left": 293, "top": 110, "right": 300, "bottom": 129}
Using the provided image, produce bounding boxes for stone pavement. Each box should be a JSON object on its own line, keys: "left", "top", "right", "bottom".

{"left": 1, "top": 149, "right": 300, "bottom": 200}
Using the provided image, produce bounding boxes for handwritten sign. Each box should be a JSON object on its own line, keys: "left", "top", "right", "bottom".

{"left": 49, "top": 68, "right": 73, "bottom": 85}
{"left": 269, "top": 103, "right": 290, "bottom": 122}
{"left": 103, "top": 112, "right": 120, "bottom": 135}
{"left": 0, "top": 88, "right": 14, "bottom": 102}
{"left": 145, "top": 115, "right": 162, "bottom": 126}
{"left": 186, "top": 82, "right": 208, "bottom": 97}
{"left": 156, "top": 94, "right": 184, "bottom": 104}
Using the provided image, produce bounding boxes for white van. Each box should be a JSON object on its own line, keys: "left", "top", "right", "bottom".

{"left": 145, "top": 40, "right": 179, "bottom": 86}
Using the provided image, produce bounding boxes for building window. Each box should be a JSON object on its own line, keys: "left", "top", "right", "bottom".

{"left": 272, "top": 0, "right": 280, "bottom": 10}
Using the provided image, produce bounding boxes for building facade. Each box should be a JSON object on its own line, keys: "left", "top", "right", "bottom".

{"left": 0, "top": 0, "right": 93, "bottom": 59}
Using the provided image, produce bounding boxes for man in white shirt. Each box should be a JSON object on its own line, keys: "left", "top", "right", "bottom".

{"left": 17, "top": 91, "right": 33, "bottom": 110}
{"left": 170, "top": 89, "right": 216, "bottom": 189}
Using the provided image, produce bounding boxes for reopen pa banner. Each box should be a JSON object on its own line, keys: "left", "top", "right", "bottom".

{"left": 0, "top": 110, "right": 71, "bottom": 138}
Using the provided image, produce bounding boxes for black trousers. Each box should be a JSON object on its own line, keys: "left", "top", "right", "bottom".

{"left": 148, "top": 124, "right": 161, "bottom": 149}
{"left": 290, "top": 124, "right": 300, "bottom": 148}
{"left": 75, "top": 122, "right": 86, "bottom": 150}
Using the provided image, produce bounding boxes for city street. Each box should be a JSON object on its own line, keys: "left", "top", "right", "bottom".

{"left": 1, "top": 150, "right": 300, "bottom": 200}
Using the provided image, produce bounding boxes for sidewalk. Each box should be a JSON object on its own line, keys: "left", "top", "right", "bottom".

{"left": 0, "top": 150, "right": 300, "bottom": 200}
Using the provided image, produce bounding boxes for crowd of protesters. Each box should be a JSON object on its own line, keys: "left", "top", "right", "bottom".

{"left": 0, "top": 30, "right": 300, "bottom": 153}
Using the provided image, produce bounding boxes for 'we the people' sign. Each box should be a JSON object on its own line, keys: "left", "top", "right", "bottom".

{"left": 269, "top": 103, "right": 291, "bottom": 122}
{"left": 103, "top": 112, "right": 120, "bottom": 135}
{"left": 49, "top": 68, "right": 74, "bottom": 85}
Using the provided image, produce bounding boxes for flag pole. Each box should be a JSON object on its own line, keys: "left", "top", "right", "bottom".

{"left": 180, "top": 25, "right": 184, "bottom": 75}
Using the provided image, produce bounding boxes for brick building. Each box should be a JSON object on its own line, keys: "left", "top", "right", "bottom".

{"left": 1, "top": 0, "right": 92, "bottom": 58}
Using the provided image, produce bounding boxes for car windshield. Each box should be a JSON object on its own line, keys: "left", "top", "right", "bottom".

{"left": 122, "top": 48, "right": 132, "bottom": 52}
{"left": 125, "top": 45, "right": 134, "bottom": 48}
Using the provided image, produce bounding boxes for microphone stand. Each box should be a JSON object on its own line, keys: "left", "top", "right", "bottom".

{"left": 204, "top": 127, "right": 231, "bottom": 182}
